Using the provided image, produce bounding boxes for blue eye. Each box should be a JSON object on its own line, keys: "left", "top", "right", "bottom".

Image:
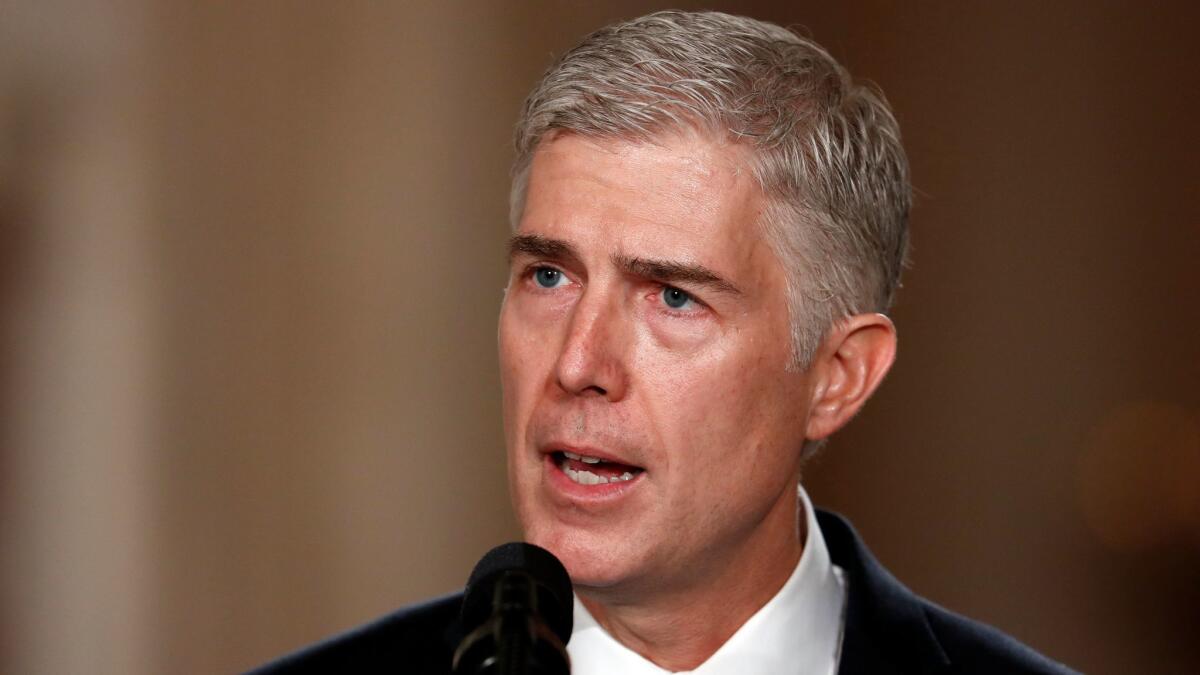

{"left": 661, "top": 286, "right": 695, "bottom": 310}
{"left": 533, "top": 267, "right": 567, "bottom": 288}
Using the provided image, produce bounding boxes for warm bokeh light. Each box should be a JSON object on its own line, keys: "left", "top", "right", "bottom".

{"left": 1078, "top": 401, "right": 1200, "bottom": 551}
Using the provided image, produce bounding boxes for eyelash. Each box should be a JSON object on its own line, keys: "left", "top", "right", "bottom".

{"left": 524, "top": 264, "right": 571, "bottom": 291}
{"left": 522, "top": 264, "right": 708, "bottom": 315}
{"left": 658, "top": 286, "right": 702, "bottom": 314}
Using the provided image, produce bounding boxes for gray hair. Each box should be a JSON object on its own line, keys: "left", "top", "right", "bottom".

{"left": 510, "top": 10, "right": 910, "bottom": 368}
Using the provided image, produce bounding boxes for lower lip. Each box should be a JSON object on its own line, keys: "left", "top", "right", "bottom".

{"left": 543, "top": 453, "right": 643, "bottom": 503}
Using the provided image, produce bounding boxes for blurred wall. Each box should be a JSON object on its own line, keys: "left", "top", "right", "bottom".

{"left": 2, "top": 1, "right": 1197, "bottom": 673}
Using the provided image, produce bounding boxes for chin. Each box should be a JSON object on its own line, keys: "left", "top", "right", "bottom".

{"left": 522, "top": 520, "right": 631, "bottom": 589}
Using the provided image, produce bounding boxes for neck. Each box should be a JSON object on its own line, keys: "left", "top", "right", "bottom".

{"left": 577, "top": 495, "right": 804, "bottom": 671}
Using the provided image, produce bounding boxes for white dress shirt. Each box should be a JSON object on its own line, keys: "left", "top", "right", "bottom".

{"left": 567, "top": 487, "right": 847, "bottom": 674}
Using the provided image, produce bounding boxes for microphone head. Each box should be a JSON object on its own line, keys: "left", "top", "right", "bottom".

{"left": 461, "top": 542, "right": 573, "bottom": 645}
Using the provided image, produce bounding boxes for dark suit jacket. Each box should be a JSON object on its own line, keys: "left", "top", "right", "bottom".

{"left": 249, "top": 511, "right": 1076, "bottom": 674}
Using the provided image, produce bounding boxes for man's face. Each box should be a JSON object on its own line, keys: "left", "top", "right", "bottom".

{"left": 499, "top": 132, "right": 817, "bottom": 598}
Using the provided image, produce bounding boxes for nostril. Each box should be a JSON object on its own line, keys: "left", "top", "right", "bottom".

{"left": 585, "top": 385, "right": 607, "bottom": 396}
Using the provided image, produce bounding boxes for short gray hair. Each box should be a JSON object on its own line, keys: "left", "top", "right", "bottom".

{"left": 511, "top": 10, "right": 910, "bottom": 368}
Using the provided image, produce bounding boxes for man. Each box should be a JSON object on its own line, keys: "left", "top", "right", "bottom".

{"left": 253, "top": 11, "right": 1074, "bottom": 674}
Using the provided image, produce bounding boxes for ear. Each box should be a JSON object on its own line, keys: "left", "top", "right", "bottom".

{"left": 805, "top": 313, "right": 897, "bottom": 442}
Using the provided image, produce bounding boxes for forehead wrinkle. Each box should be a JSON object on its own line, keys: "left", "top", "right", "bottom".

{"left": 537, "top": 133, "right": 755, "bottom": 224}
{"left": 522, "top": 133, "right": 775, "bottom": 296}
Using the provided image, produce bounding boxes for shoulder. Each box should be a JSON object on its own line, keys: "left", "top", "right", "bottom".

{"left": 815, "top": 510, "right": 1078, "bottom": 675}
{"left": 920, "top": 599, "right": 1078, "bottom": 674}
{"left": 245, "top": 592, "right": 463, "bottom": 674}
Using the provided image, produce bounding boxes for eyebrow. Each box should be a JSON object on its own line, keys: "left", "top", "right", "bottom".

{"left": 508, "top": 234, "right": 580, "bottom": 266}
{"left": 507, "top": 233, "right": 742, "bottom": 296}
{"left": 614, "top": 254, "right": 742, "bottom": 296}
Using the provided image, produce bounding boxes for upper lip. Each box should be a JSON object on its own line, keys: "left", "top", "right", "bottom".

{"left": 540, "top": 441, "right": 644, "bottom": 469}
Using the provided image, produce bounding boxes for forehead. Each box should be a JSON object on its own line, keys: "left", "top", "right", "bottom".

{"left": 519, "top": 133, "right": 776, "bottom": 274}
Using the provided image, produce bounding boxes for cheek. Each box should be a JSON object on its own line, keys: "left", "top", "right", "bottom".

{"left": 643, "top": 333, "right": 785, "bottom": 417}
{"left": 500, "top": 296, "right": 554, "bottom": 376}
{"left": 498, "top": 307, "right": 539, "bottom": 436}
{"left": 645, "top": 343, "right": 801, "bottom": 475}
{"left": 500, "top": 314, "right": 546, "bottom": 522}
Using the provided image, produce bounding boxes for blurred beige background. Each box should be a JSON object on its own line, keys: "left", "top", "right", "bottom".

{"left": 2, "top": 1, "right": 1198, "bottom": 673}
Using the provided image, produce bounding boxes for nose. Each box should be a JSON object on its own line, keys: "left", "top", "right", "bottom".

{"left": 553, "top": 287, "right": 630, "bottom": 401}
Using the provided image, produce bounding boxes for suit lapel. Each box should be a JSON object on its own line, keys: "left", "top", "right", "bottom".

{"left": 817, "top": 510, "right": 951, "bottom": 675}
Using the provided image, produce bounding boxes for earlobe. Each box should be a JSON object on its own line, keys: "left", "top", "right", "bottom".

{"left": 805, "top": 313, "right": 897, "bottom": 441}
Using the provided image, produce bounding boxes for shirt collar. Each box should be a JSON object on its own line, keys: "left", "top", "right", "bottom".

{"left": 567, "top": 486, "right": 846, "bottom": 674}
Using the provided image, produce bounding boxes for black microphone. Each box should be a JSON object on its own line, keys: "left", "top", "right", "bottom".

{"left": 452, "top": 543, "right": 573, "bottom": 675}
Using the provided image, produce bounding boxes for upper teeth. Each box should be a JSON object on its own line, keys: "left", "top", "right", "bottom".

{"left": 563, "top": 450, "right": 602, "bottom": 464}
{"left": 561, "top": 462, "right": 635, "bottom": 485}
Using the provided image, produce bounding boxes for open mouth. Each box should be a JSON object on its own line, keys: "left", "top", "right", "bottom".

{"left": 553, "top": 450, "right": 645, "bottom": 486}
